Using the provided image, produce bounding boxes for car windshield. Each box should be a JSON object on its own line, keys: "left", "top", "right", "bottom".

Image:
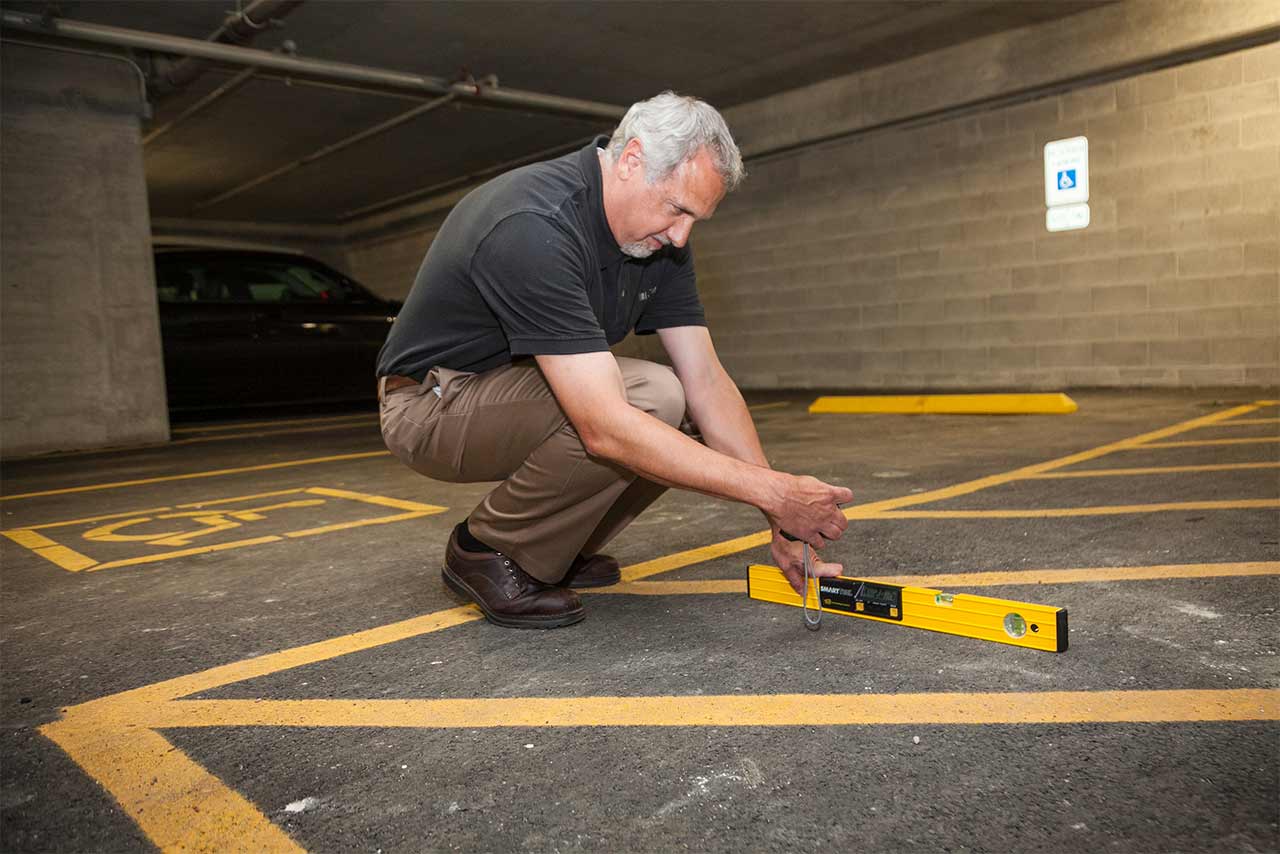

{"left": 156, "top": 256, "right": 377, "bottom": 304}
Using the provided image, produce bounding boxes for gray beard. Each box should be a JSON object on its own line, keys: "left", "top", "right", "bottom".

{"left": 620, "top": 241, "right": 656, "bottom": 259}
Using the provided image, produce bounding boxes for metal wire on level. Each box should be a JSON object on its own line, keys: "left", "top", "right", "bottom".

{"left": 801, "top": 542, "right": 822, "bottom": 631}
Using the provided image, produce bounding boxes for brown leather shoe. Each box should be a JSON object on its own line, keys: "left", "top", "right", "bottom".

{"left": 559, "top": 553, "right": 621, "bottom": 589}
{"left": 442, "top": 526, "right": 584, "bottom": 628}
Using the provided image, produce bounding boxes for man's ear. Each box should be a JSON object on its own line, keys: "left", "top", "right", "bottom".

{"left": 617, "top": 138, "right": 645, "bottom": 182}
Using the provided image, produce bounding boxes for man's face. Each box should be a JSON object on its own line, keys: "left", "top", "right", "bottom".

{"left": 611, "top": 145, "right": 726, "bottom": 259}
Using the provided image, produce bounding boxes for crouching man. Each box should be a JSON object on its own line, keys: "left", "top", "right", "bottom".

{"left": 377, "top": 91, "right": 851, "bottom": 628}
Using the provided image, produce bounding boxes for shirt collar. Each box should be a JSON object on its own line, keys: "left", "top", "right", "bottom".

{"left": 578, "top": 135, "right": 624, "bottom": 263}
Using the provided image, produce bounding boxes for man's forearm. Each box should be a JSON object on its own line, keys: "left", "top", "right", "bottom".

{"left": 583, "top": 402, "right": 784, "bottom": 514}
{"left": 684, "top": 367, "right": 770, "bottom": 469}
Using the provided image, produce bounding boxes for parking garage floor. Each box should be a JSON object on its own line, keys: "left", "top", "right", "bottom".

{"left": 2, "top": 390, "right": 1277, "bottom": 853}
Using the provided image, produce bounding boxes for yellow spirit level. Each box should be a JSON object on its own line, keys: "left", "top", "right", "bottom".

{"left": 747, "top": 564, "right": 1068, "bottom": 653}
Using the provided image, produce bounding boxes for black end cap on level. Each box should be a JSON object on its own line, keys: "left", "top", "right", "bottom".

{"left": 1056, "top": 609, "right": 1069, "bottom": 653}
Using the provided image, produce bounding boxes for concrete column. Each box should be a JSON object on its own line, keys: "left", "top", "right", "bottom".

{"left": 2, "top": 42, "right": 169, "bottom": 456}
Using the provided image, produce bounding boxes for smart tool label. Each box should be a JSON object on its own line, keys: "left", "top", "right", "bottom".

{"left": 1044, "top": 136, "right": 1089, "bottom": 207}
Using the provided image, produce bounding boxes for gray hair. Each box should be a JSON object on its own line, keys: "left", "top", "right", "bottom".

{"left": 606, "top": 91, "right": 745, "bottom": 192}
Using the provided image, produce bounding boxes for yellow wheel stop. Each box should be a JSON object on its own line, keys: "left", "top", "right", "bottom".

{"left": 808, "top": 393, "right": 1078, "bottom": 415}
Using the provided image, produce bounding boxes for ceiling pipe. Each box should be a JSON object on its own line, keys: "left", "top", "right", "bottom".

{"left": 340, "top": 134, "right": 598, "bottom": 222}
{"left": 0, "top": 10, "right": 626, "bottom": 122}
{"left": 151, "top": 0, "right": 304, "bottom": 97}
{"left": 194, "top": 92, "right": 459, "bottom": 210}
{"left": 144, "top": 67, "right": 257, "bottom": 145}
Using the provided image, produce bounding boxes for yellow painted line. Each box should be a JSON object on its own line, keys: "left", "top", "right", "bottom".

{"left": 29, "top": 401, "right": 1273, "bottom": 852}
{"left": 14, "top": 506, "right": 177, "bottom": 530}
{"left": 37, "top": 544, "right": 100, "bottom": 571}
{"left": 624, "top": 403, "right": 1265, "bottom": 582}
{"left": 87, "top": 536, "right": 284, "bottom": 571}
{"left": 283, "top": 509, "right": 441, "bottom": 538}
{"left": 92, "top": 607, "right": 482, "bottom": 705}
{"left": 171, "top": 413, "right": 375, "bottom": 435}
{"left": 304, "top": 485, "right": 442, "bottom": 512}
{"left": 167, "top": 420, "right": 381, "bottom": 448}
{"left": 860, "top": 499, "right": 1280, "bottom": 519}
{"left": 747, "top": 401, "right": 790, "bottom": 412}
{"left": 176, "top": 488, "right": 309, "bottom": 508}
{"left": 809, "top": 393, "right": 1078, "bottom": 415}
{"left": 40, "top": 712, "right": 304, "bottom": 853}
{"left": 1028, "top": 462, "right": 1280, "bottom": 478}
{"left": 1210, "top": 417, "right": 1280, "bottom": 427}
{"left": 0, "top": 450, "right": 390, "bottom": 501}
{"left": 2, "top": 529, "right": 99, "bottom": 570}
{"left": 1132, "top": 437, "right": 1280, "bottom": 448}
{"left": 5, "top": 487, "right": 446, "bottom": 574}
{"left": 621, "top": 530, "right": 771, "bottom": 582}
{"left": 138, "top": 689, "right": 1278, "bottom": 730}
{"left": 2, "top": 528, "right": 62, "bottom": 549}
{"left": 596, "top": 561, "right": 1280, "bottom": 595}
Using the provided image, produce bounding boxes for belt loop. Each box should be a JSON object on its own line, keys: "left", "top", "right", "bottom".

{"left": 377, "top": 375, "right": 388, "bottom": 403}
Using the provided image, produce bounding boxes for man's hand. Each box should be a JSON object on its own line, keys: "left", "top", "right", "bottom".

{"left": 772, "top": 532, "right": 845, "bottom": 596}
{"left": 765, "top": 474, "right": 852, "bottom": 549}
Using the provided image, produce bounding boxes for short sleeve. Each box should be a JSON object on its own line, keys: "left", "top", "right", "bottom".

{"left": 634, "top": 246, "right": 707, "bottom": 334}
{"left": 470, "top": 213, "right": 609, "bottom": 356}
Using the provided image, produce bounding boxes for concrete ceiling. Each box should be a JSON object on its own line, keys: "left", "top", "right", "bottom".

{"left": 4, "top": 0, "right": 1111, "bottom": 225}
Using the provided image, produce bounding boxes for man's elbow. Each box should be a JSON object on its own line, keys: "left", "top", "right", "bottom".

{"left": 575, "top": 416, "right": 621, "bottom": 461}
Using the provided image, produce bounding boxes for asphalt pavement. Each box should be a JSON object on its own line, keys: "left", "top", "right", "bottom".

{"left": 2, "top": 389, "right": 1276, "bottom": 853}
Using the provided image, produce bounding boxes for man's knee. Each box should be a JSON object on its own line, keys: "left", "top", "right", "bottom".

{"left": 619, "top": 358, "right": 686, "bottom": 428}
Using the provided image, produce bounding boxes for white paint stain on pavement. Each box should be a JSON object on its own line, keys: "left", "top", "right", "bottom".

{"left": 283, "top": 797, "right": 319, "bottom": 813}
{"left": 1173, "top": 602, "right": 1223, "bottom": 619}
{"left": 653, "top": 759, "right": 763, "bottom": 818}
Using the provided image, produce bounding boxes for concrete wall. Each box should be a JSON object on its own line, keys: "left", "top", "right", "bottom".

{"left": 2, "top": 44, "right": 169, "bottom": 456}
{"left": 333, "top": 1, "right": 1280, "bottom": 389}
{"left": 697, "top": 39, "right": 1279, "bottom": 389}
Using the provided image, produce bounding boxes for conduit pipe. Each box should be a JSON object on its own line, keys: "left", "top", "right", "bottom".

{"left": 194, "top": 92, "right": 459, "bottom": 210}
{"left": 0, "top": 10, "right": 626, "bottom": 122}
{"left": 151, "top": 0, "right": 304, "bottom": 97}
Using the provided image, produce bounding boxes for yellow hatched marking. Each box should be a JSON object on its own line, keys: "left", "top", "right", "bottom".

{"left": 1028, "top": 462, "right": 1280, "bottom": 478}
{"left": 1133, "top": 437, "right": 1279, "bottom": 448}
{"left": 0, "top": 451, "right": 390, "bottom": 501}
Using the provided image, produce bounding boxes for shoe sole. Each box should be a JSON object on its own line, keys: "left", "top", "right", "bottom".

{"left": 442, "top": 566, "right": 585, "bottom": 629}
{"left": 563, "top": 570, "right": 621, "bottom": 589}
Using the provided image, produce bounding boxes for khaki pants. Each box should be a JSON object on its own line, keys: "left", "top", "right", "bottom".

{"left": 379, "top": 357, "right": 689, "bottom": 583}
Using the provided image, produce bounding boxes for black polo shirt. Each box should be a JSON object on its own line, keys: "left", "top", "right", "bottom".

{"left": 377, "top": 137, "right": 706, "bottom": 380}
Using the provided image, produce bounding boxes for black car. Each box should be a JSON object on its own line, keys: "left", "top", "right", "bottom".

{"left": 154, "top": 248, "right": 398, "bottom": 410}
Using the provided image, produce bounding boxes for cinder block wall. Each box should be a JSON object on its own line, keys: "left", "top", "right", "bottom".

{"left": 696, "top": 41, "right": 1279, "bottom": 389}
{"left": 1, "top": 45, "right": 169, "bottom": 456}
